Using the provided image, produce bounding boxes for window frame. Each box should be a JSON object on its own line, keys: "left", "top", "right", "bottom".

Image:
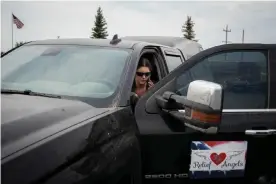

{"left": 176, "top": 49, "right": 270, "bottom": 110}
{"left": 163, "top": 48, "right": 183, "bottom": 73}
{"left": 165, "top": 54, "right": 183, "bottom": 72}
{"left": 138, "top": 48, "right": 165, "bottom": 82}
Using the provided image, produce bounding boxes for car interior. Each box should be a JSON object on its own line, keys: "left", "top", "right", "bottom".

{"left": 130, "top": 52, "right": 162, "bottom": 111}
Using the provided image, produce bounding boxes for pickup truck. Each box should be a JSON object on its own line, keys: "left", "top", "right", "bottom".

{"left": 1, "top": 36, "right": 276, "bottom": 184}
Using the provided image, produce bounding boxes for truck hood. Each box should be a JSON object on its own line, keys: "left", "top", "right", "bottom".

{"left": 1, "top": 94, "right": 110, "bottom": 159}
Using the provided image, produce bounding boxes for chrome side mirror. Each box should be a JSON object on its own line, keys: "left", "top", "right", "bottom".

{"left": 183, "top": 80, "right": 223, "bottom": 133}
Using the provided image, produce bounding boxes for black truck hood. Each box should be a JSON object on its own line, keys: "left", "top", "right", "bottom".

{"left": 1, "top": 94, "right": 110, "bottom": 159}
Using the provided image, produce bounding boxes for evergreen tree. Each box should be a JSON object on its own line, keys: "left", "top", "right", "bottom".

{"left": 90, "top": 7, "right": 108, "bottom": 39}
{"left": 181, "top": 16, "right": 197, "bottom": 41}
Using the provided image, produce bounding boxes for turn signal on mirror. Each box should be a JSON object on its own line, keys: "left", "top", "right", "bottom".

{"left": 191, "top": 110, "right": 221, "bottom": 124}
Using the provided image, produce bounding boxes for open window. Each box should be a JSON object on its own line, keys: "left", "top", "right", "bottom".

{"left": 130, "top": 48, "right": 165, "bottom": 112}
{"left": 138, "top": 52, "right": 162, "bottom": 84}
{"left": 131, "top": 49, "right": 164, "bottom": 93}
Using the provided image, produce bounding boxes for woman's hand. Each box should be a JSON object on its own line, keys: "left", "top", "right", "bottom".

{"left": 148, "top": 80, "right": 154, "bottom": 89}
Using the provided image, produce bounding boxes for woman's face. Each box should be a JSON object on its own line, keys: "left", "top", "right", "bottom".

{"left": 135, "top": 66, "right": 151, "bottom": 86}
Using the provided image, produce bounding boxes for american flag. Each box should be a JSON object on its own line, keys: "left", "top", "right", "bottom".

{"left": 191, "top": 141, "right": 247, "bottom": 150}
{"left": 12, "top": 14, "right": 24, "bottom": 29}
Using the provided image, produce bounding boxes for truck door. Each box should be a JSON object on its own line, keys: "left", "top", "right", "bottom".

{"left": 134, "top": 44, "right": 276, "bottom": 184}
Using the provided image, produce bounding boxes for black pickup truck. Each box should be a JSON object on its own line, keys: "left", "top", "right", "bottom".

{"left": 1, "top": 36, "right": 276, "bottom": 184}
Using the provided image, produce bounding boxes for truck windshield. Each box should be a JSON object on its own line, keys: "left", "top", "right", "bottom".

{"left": 1, "top": 44, "right": 131, "bottom": 107}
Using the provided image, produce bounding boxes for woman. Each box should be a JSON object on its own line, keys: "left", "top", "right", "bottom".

{"left": 132, "top": 58, "right": 154, "bottom": 97}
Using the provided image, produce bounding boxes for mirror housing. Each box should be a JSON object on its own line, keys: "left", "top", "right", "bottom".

{"left": 156, "top": 80, "right": 223, "bottom": 134}
{"left": 183, "top": 80, "right": 223, "bottom": 134}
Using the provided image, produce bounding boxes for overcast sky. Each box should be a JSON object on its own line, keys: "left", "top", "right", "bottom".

{"left": 1, "top": 1, "right": 276, "bottom": 51}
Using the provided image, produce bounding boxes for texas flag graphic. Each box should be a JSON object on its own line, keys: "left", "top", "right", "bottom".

{"left": 189, "top": 141, "right": 248, "bottom": 179}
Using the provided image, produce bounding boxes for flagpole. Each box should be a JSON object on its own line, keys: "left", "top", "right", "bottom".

{"left": 11, "top": 13, "right": 14, "bottom": 49}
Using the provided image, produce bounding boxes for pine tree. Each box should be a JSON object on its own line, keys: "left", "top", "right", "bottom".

{"left": 90, "top": 7, "right": 108, "bottom": 39}
{"left": 181, "top": 16, "right": 197, "bottom": 41}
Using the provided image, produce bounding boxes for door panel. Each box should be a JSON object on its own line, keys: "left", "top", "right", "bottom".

{"left": 135, "top": 44, "right": 276, "bottom": 184}
{"left": 139, "top": 133, "right": 258, "bottom": 184}
{"left": 220, "top": 110, "right": 276, "bottom": 132}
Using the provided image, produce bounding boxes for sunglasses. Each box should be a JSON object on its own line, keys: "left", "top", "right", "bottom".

{"left": 136, "top": 72, "right": 151, "bottom": 77}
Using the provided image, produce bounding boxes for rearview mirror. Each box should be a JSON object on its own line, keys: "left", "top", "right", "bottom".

{"left": 156, "top": 80, "right": 223, "bottom": 134}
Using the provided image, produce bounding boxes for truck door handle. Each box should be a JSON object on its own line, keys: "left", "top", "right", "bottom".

{"left": 245, "top": 129, "right": 276, "bottom": 135}
{"left": 178, "top": 110, "right": 185, "bottom": 113}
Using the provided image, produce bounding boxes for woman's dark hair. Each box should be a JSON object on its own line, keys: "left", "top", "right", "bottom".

{"left": 137, "top": 58, "right": 152, "bottom": 72}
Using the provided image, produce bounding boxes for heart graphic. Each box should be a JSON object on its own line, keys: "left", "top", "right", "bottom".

{"left": 210, "top": 152, "right": 226, "bottom": 165}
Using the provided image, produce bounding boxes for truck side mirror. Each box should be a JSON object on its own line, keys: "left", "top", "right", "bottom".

{"left": 156, "top": 80, "right": 224, "bottom": 134}
{"left": 182, "top": 80, "right": 223, "bottom": 133}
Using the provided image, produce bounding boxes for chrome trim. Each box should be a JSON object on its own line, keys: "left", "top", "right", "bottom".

{"left": 267, "top": 49, "right": 271, "bottom": 108}
{"left": 223, "top": 109, "right": 276, "bottom": 113}
{"left": 184, "top": 123, "right": 218, "bottom": 134}
{"left": 180, "top": 109, "right": 276, "bottom": 113}
{"left": 245, "top": 129, "right": 276, "bottom": 135}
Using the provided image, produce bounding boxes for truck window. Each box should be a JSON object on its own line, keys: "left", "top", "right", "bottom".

{"left": 175, "top": 50, "right": 268, "bottom": 109}
{"left": 165, "top": 55, "right": 183, "bottom": 72}
{"left": 1, "top": 45, "right": 131, "bottom": 107}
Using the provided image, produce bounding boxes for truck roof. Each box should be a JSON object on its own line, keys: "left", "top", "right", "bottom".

{"left": 121, "top": 36, "right": 203, "bottom": 59}
{"left": 26, "top": 38, "right": 139, "bottom": 49}
{"left": 24, "top": 37, "right": 203, "bottom": 59}
{"left": 121, "top": 36, "right": 193, "bottom": 47}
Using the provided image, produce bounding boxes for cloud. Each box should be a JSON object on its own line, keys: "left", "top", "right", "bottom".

{"left": 1, "top": 1, "right": 276, "bottom": 51}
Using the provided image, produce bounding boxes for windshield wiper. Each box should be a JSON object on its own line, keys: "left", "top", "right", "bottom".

{"left": 1, "top": 89, "right": 61, "bottom": 99}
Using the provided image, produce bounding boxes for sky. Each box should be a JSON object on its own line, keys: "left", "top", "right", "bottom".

{"left": 1, "top": 1, "right": 276, "bottom": 52}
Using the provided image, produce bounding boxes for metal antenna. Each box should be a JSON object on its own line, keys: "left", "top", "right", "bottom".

{"left": 110, "top": 34, "right": 121, "bottom": 44}
{"left": 242, "top": 29, "right": 245, "bottom": 43}
{"left": 112, "top": 34, "right": 118, "bottom": 40}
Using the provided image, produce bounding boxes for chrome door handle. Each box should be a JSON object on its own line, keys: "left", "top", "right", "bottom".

{"left": 178, "top": 110, "right": 185, "bottom": 113}
{"left": 245, "top": 129, "right": 276, "bottom": 135}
